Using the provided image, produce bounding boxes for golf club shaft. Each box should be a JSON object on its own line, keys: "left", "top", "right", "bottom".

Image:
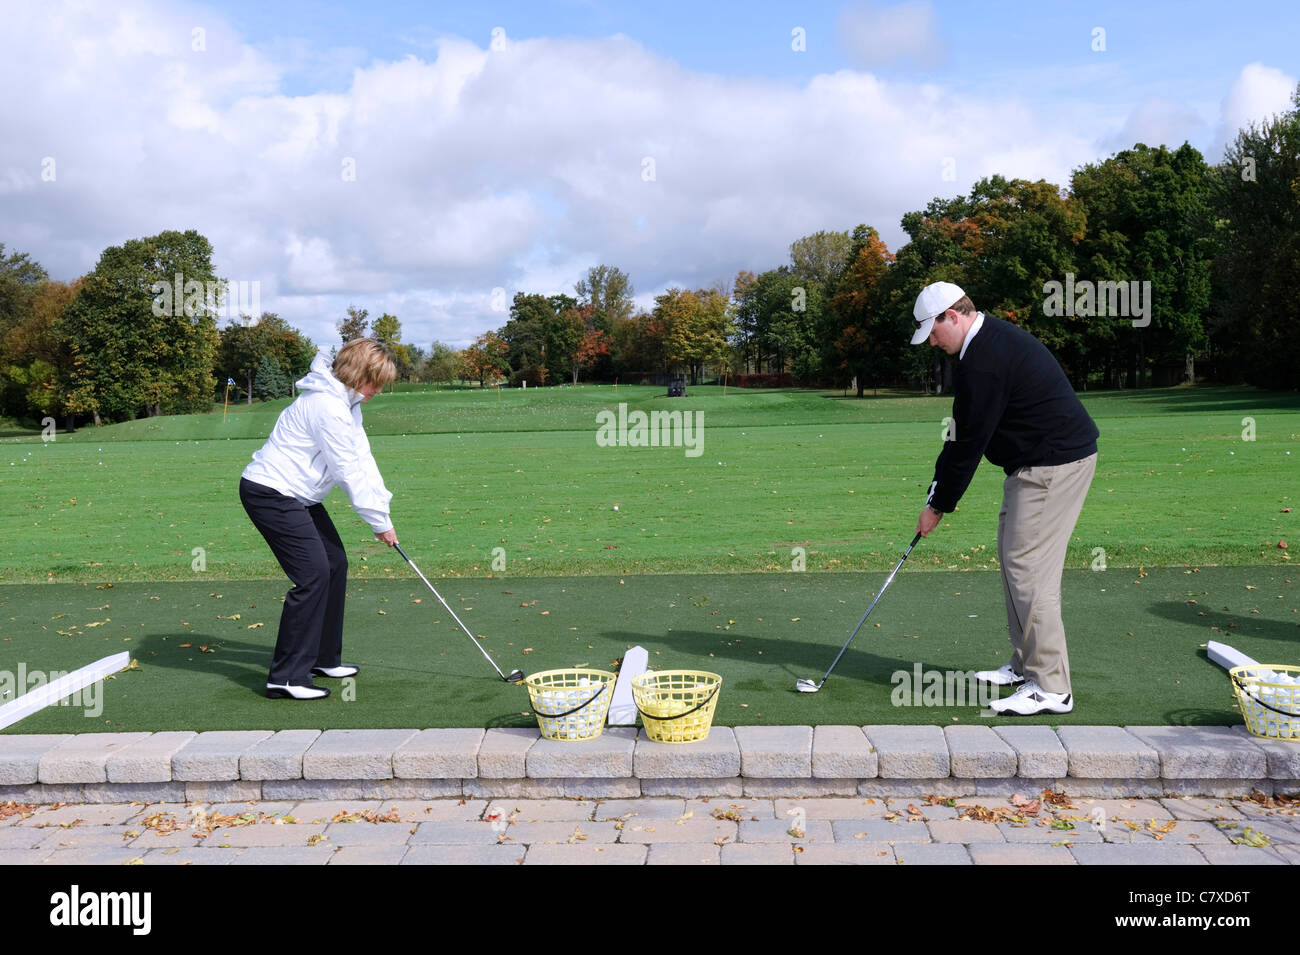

{"left": 815, "top": 532, "right": 922, "bottom": 687}
{"left": 394, "top": 543, "right": 509, "bottom": 680}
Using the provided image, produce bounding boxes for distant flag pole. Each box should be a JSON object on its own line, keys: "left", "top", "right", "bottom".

{"left": 224, "top": 377, "right": 235, "bottom": 419}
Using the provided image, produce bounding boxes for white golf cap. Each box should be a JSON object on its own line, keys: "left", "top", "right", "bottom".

{"left": 911, "top": 281, "right": 965, "bottom": 345}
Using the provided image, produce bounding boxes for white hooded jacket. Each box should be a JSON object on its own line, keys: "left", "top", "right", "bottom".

{"left": 241, "top": 350, "right": 393, "bottom": 533}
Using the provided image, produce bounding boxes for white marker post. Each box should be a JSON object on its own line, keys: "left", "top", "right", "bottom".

{"left": 0, "top": 652, "right": 130, "bottom": 731}
{"left": 607, "top": 646, "right": 649, "bottom": 725}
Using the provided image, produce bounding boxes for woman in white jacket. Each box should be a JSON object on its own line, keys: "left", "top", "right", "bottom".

{"left": 239, "top": 339, "right": 399, "bottom": 699}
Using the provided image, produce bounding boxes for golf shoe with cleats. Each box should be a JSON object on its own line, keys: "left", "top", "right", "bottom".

{"left": 988, "top": 680, "right": 1072, "bottom": 715}
{"left": 976, "top": 663, "right": 1025, "bottom": 686}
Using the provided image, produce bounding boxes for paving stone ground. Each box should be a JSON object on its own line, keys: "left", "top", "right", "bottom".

{"left": 0, "top": 791, "right": 1293, "bottom": 864}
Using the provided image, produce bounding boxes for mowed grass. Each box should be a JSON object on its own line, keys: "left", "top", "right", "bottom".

{"left": 1, "top": 385, "right": 1297, "bottom": 731}
{"left": 0, "top": 385, "right": 1295, "bottom": 582}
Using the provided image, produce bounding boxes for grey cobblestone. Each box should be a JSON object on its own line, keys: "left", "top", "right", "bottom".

{"left": 864, "top": 725, "right": 949, "bottom": 778}
{"left": 737, "top": 818, "right": 834, "bottom": 843}
{"left": 646, "top": 843, "right": 719, "bottom": 864}
{"left": 992, "top": 725, "right": 1068, "bottom": 778}
{"left": 327, "top": 846, "right": 409, "bottom": 865}
{"left": 742, "top": 777, "right": 858, "bottom": 797}
{"left": 639, "top": 778, "right": 743, "bottom": 797}
{"left": 107, "top": 731, "right": 196, "bottom": 783}
{"left": 734, "top": 725, "right": 812, "bottom": 777}
{"left": 302, "top": 729, "right": 419, "bottom": 780}
{"left": 476, "top": 728, "right": 537, "bottom": 778}
{"left": 891, "top": 844, "right": 972, "bottom": 864}
{"left": 1126, "top": 725, "right": 1267, "bottom": 778}
{"left": 186, "top": 780, "right": 262, "bottom": 803}
{"left": 1056, "top": 727, "right": 1158, "bottom": 778}
{"left": 263, "top": 778, "right": 461, "bottom": 800}
{"left": 812, "top": 725, "right": 877, "bottom": 778}
{"left": 394, "top": 728, "right": 483, "bottom": 778}
{"left": 526, "top": 728, "right": 636, "bottom": 778}
{"left": 1069, "top": 843, "right": 1208, "bottom": 864}
{"left": 944, "top": 725, "right": 1017, "bottom": 777}
{"left": 0, "top": 735, "right": 72, "bottom": 785}
{"left": 829, "top": 818, "right": 931, "bottom": 842}
{"left": 173, "top": 730, "right": 275, "bottom": 781}
{"left": 967, "top": 844, "right": 1076, "bottom": 864}
{"left": 39, "top": 733, "right": 152, "bottom": 783}
{"left": 523, "top": 843, "right": 647, "bottom": 864}
{"left": 401, "top": 844, "right": 522, "bottom": 864}
{"left": 795, "top": 843, "right": 897, "bottom": 864}
{"left": 719, "top": 842, "right": 793, "bottom": 864}
{"left": 632, "top": 727, "right": 740, "bottom": 778}
{"left": 1229, "top": 726, "right": 1300, "bottom": 778}
{"left": 240, "top": 730, "right": 321, "bottom": 780}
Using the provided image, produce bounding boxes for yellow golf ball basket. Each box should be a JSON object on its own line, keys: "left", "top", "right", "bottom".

{"left": 632, "top": 670, "right": 721, "bottom": 743}
{"left": 1231, "top": 664, "right": 1300, "bottom": 741}
{"left": 524, "top": 668, "right": 616, "bottom": 741}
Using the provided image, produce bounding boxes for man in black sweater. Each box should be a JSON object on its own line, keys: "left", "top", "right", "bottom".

{"left": 911, "top": 282, "right": 1098, "bottom": 715}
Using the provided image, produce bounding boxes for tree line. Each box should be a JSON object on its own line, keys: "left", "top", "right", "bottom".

{"left": 1, "top": 86, "right": 1296, "bottom": 426}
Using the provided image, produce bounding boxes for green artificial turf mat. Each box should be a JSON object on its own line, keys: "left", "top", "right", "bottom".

{"left": 4, "top": 565, "right": 1295, "bottom": 732}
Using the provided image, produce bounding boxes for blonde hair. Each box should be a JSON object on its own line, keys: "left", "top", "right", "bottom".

{"left": 333, "top": 338, "right": 397, "bottom": 391}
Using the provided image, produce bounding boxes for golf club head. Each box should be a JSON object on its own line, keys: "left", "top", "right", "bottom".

{"left": 505, "top": 669, "right": 526, "bottom": 684}
{"left": 795, "top": 678, "right": 822, "bottom": 693}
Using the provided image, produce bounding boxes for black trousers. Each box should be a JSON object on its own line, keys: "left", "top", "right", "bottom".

{"left": 239, "top": 478, "right": 348, "bottom": 686}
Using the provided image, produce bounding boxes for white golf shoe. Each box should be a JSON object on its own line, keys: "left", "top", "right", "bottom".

{"left": 266, "top": 683, "right": 330, "bottom": 700}
{"left": 975, "top": 664, "right": 1025, "bottom": 686}
{"left": 988, "top": 680, "right": 1072, "bottom": 715}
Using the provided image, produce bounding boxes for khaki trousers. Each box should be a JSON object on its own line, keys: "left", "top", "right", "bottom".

{"left": 997, "top": 453, "right": 1097, "bottom": 695}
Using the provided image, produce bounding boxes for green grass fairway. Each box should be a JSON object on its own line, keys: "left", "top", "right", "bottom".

{"left": 3, "top": 566, "right": 1295, "bottom": 732}
{"left": 0, "top": 385, "right": 1296, "bottom": 581}
{"left": 0, "top": 384, "right": 1296, "bottom": 731}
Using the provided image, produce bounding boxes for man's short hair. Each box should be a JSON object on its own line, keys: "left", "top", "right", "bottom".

{"left": 948, "top": 295, "right": 976, "bottom": 316}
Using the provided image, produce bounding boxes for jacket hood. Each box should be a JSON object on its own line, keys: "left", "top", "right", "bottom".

{"left": 296, "top": 349, "right": 358, "bottom": 404}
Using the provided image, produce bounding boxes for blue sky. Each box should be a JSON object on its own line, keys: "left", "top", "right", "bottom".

{"left": 2, "top": 0, "right": 1296, "bottom": 348}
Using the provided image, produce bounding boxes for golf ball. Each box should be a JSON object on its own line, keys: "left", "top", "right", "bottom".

{"left": 613, "top": 505, "right": 618, "bottom": 511}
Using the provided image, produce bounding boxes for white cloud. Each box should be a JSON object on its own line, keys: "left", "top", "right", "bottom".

{"left": 0, "top": 0, "right": 1138, "bottom": 351}
{"left": 1214, "top": 62, "right": 1297, "bottom": 159}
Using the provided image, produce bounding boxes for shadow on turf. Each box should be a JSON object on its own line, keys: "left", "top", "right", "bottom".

{"left": 136, "top": 632, "right": 272, "bottom": 696}
{"left": 1146, "top": 599, "right": 1298, "bottom": 649}
{"left": 598, "top": 626, "right": 957, "bottom": 695}
{"left": 134, "top": 629, "right": 536, "bottom": 726}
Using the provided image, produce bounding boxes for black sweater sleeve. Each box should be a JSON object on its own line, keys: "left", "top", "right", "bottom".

{"left": 927, "top": 360, "right": 1008, "bottom": 513}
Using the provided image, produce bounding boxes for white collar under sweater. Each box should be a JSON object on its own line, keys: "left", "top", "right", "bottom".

{"left": 959, "top": 312, "right": 985, "bottom": 360}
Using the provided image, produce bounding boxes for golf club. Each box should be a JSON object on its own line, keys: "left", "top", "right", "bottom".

{"left": 394, "top": 543, "right": 525, "bottom": 683}
{"left": 796, "top": 532, "right": 922, "bottom": 694}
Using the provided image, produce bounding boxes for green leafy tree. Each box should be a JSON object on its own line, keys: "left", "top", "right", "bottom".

{"left": 253, "top": 354, "right": 291, "bottom": 400}
{"left": 733, "top": 268, "right": 825, "bottom": 380}
{"left": 338, "top": 305, "right": 368, "bottom": 343}
{"left": 1072, "top": 143, "right": 1213, "bottom": 388}
{"left": 218, "top": 313, "right": 314, "bottom": 404}
{"left": 828, "top": 225, "right": 898, "bottom": 396}
{"left": 1210, "top": 84, "right": 1300, "bottom": 388}
{"left": 657, "top": 288, "right": 733, "bottom": 384}
{"left": 461, "top": 331, "right": 509, "bottom": 387}
{"left": 424, "top": 341, "right": 464, "bottom": 387}
{"left": 58, "top": 229, "right": 220, "bottom": 424}
{"left": 789, "top": 230, "right": 852, "bottom": 290}
{"left": 0, "top": 245, "right": 49, "bottom": 340}
{"left": 1, "top": 278, "right": 77, "bottom": 422}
